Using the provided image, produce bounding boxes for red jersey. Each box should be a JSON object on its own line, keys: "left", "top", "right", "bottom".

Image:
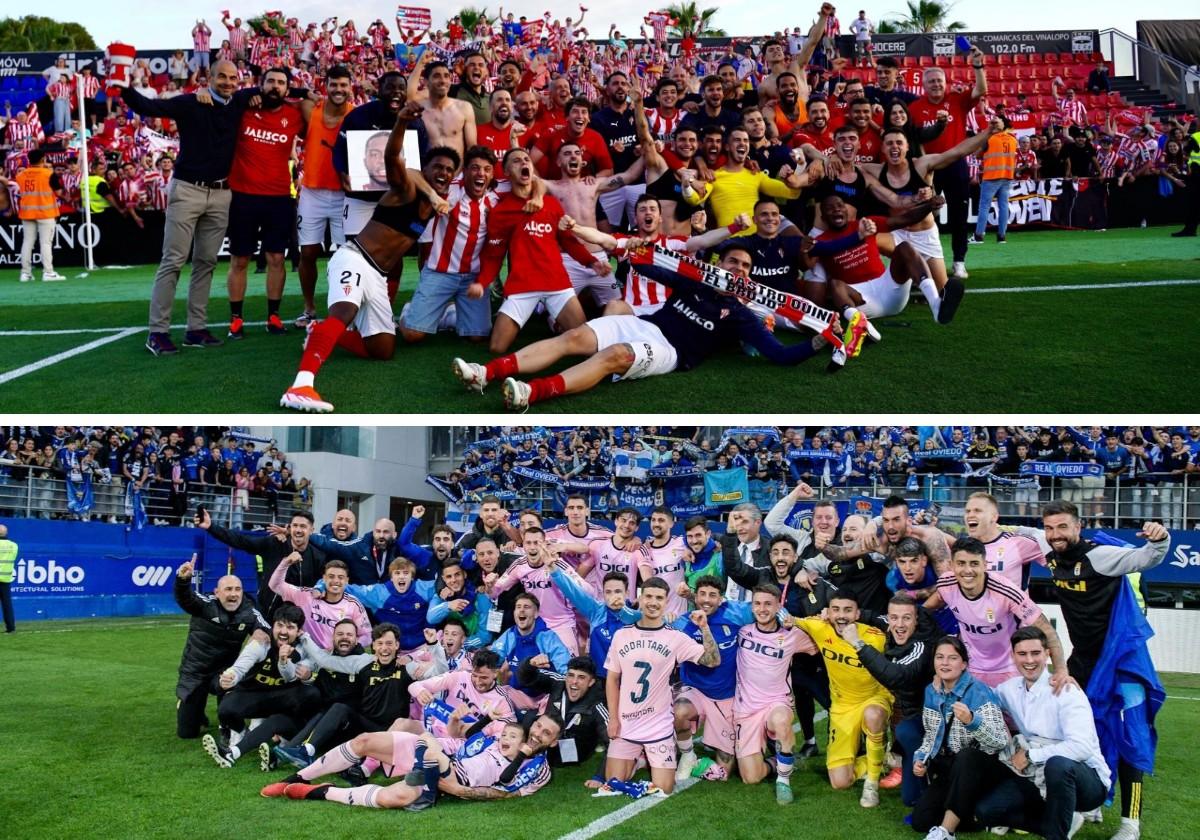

{"left": 816, "top": 215, "right": 892, "bottom": 284}
{"left": 478, "top": 193, "right": 598, "bottom": 295}
{"left": 229, "top": 103, "right": 303, "bottom": 195}
{"left": 476, "top": 122, "right": 515, "bottom": 160}
{"left": 855, "top": 128, "right": 882, "bottom": 164}
{"left": 532, "top": 126, "right": 613, "bottom": 178}
{"left": 791, "top": 126, "right": 837, "bottom": 157}
{"left": 908, "top": 90, "right": 976, "bottom": 155}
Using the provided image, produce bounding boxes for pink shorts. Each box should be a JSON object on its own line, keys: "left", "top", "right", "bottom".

{"left": 547, "top": 619, "right": 580, "bottom": 655}
{"left": 675, "top": 686, "right": 736, "bottom": 756}
{"left": 734, "top": 702, "right": 793, "bottom": 759}
{"left": 387, "top": 731, "right": 419, "bottom": 775}
{"left": 608, "top": 735, "right": 677, "bottom": 769}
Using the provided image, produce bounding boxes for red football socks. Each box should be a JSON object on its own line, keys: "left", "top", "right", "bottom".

{"left": 336, "top": 329, "right": 369, "bottom": 358}
{"left": 484, "top": 353, "right": 520, "bottom": 382}
{"left": 298, "top": 318, "right": 347, "bottom": 374}
{"left": 528, "top": 374, "right": 566, "bottom": 404}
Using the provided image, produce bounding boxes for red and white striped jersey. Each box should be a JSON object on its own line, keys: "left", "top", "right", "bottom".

{"left": 1096, "top": 149, "right": 1120, "bottom": 179}
{"left": 419, "top": 180, "right": 509, "bottom": 274}
{"left": 1015, "top": 148, "right": 1037, "bottom": 176}
{"left": 1056, "top": 97, "right": 1087, "bottom": 128}
{"left": 5, "top": 119, "right": 42, "bottom": 151}
{"left": 226, "top": 23, "right": 248, "bottom": 54}
{"left": 368, "top": 23, "right": 389, "bottom": 49}
{"left": 60, "top": 170, "right": 82, "bottom": 207}
{"left": 48, "top": 79, "right": 73, "bottom": 101}
{"left": 645, "top": 107, "right": 682, "bottom": 139}
{"left": 144, "top": 170, "right": 172, "bottom": 210}
{"left": 117, "top": 175, "right": 144, "bottom": 208}
{"left": 645, "top": 13, "right": 671, "bottom": 41}
{"left": 287, "top": 25, "right": 304, "bottom": 51}
{"left": 193, "top": 23, "right": 212, "bottom": 52}
{"left": 80, "top": 74, "right": 101, "bottom": 99}
{"left": 615, "top": 233, "right": 688, "bottom": 311}
{"left": 339, "top": 22, "right": 358, "bottom": 48}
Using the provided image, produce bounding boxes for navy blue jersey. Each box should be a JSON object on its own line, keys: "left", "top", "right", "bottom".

{"left": 739, "top": 233, "right": 806, "bottom": 291}
{"left": 591, "top": 106, "right": 639, "bottom": 172}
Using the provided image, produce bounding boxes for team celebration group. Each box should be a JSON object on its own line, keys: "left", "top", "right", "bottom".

{"left": 176, "top": 467, "right": 1168, "bottom": 840}
{"left": 23, "top": 3, "right": 1058, "bottom": 411}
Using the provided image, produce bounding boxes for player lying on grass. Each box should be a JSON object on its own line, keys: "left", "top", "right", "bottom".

{"left": 262, "top": 714, "right": 562, "bottom": 807}
{"left": 451, "top": 239, "right": 869, "bottom": 411}
{"left": 279, "top": 99, "right": 453, "bottom": 414}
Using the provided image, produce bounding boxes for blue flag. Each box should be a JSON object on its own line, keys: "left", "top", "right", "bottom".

{"left": 1085, "top": 577, "right": 1165, "bottom": 792}
{"left": 704, "top": 467, "right": 749, "bottom": 506}
{"left": 66, "top": 473, "right": 94, "bottom": 515}
{"left": 125, "top": 485, "right": 146, "bottom": 531}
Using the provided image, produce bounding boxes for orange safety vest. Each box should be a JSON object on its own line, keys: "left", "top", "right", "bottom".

{"left": 301, "top": 100, "right": 347, "bottom": 191}
{"left": 16, "top": 166, "right": 59, "bottom": 220}
{"left": 981, "top": 132, "right": 1018, "bottom": 181}
{"left": 773, "top": 101, "right": 809, "bottom": 140}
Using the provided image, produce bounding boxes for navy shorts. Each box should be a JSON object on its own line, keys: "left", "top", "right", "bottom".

{"left": 227, "top": 191, "right": 296, "bottom": 256}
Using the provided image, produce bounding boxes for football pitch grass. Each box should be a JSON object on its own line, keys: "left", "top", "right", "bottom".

{"left": 4, "top": 615, "right": 1199, "bottom": 840}
{"left": 1, "top": 225, "right": 1198, "bottom": 413}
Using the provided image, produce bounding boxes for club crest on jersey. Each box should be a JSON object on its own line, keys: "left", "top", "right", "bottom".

{"left": 342, "top": 284, "right": 352, "bottom": 295}
{"left": 985, "top": 608, "right": 995, "bottom": 623}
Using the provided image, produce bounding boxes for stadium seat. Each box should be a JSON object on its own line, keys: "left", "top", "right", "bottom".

{"left": 982, "top": 54, "right": 997, "bottom": 65}
{"left": 1014, "top": 53, "right": 1029, "bottom": 66}
{"left": 997, "top": 53, "right": 1013, "bottom": 66}
{"left": 1042, "top": 52, "right": 1060, "bottom": 64}
{"left": 997, "top": 67, "right": 1014, "bottom": 81}
{"left": 902, "top": 56, "right": 917, "bottom": 67}
{"left": 1091, "top": 51, "right": 1105, "bottom": 62}
{"left": 918, "top": 56, "right": 933, "bottom": 67}
{"left": 934, "top": 55, "right": 950, "bottom": 67}
{"left": 951, "top": 55, "right": 966, "bottom": 66}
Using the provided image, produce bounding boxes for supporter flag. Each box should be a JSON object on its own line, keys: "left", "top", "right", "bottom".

{"left": 704, "top": 467, "right": 749, "bottom": 506}
{"left": 25, "top": 101, "right": 45, "bottom": 144}
{"left": 425, "top": 474, "right": 463, "bottom": 503}
{"left": 1085, "top": 575, "right": 1165, "bottom": 795}
{"left": 66, "top": 472, "right": 94, "bottom": 515}
{"left": 125, "top": 485, "right": 146, "bottom": 531}
{"left": 611, "top": 448, "right": 654, "bottom": 480}
{"left": 749, "top": 479, "right": 780, "bottom": 511}
{"left": 445, "top": 501, "right": 477, "bottom": 535}
{"left": 616, "top": 484, "right": 657, "bottom": 516}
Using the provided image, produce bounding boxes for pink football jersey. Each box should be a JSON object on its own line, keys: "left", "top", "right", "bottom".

{"left": 605, "top": 624, "right": 707, "bottom": 742}
{"left": 734, "top": 622, "right": 817, "bottom": 714}
{"left": 935, "top": 572, "right": 1043, "bottom": 681}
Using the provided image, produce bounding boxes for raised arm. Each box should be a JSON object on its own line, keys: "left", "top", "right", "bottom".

{"left": 968, "top": 45, "right": 986, "bottom": 100}
{"left": 919, "top": 124, "right": 996, "bottom": 174}
{"left": 631, "top": 88, "right": 663, "bottom": 170}
{"left": 385, "top": 100, "right": 426, "bottom": 193}
{"left": 685, "top": 214, "right": 750, "bottom": 252}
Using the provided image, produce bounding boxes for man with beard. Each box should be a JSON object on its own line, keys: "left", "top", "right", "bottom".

{"left": 678, "top": 75, "right": 743, "bottom": 137}
{"left": 793, "top": 592, "right": 892, "bottom": 807}
{"left": 306, "top": 517, "right": 404, "bottom": 585}
{"left": 197, "top": 507, "right": 326, "bottom": 617}
{"left": 321, "top": 509, "right": 357, "bottom": 541}
{"left": 642, "top": 507, "right": 690, "bottom": 617}
{"left": 469, "top": 148, "right": 600, "bottom": 355}
{"left": 907, "top": 45, "right": 987, "bottom": 280}
{"left": 280, "top": 102, "right": 456, "bottom": 413}
{"left": 397, "top": 505, "right": 457, "bottom": 576}
{"left": 406, "top": 648, "right": 517, "bottom": 734}
{"left": 573, "top": 507, "right": 649, "bottom": 597}
{"left": 356, "top": 132, "right": 391, "bottom": 190}
{"left": 861, "top": 123, "right": 999, "bottom": 302}
{"left": 173, "top": 555, "right": 271, "bottom": 739}
{"left": 956, "top": 492, "right": 1045, "bottom": 591}
{"left": 841, "top": 592, "right": 935, "bottom": 806}
{"left": 333, "top": 70, "right": 416, "bottom": 239}
{"left": 791, "top": 97, "right": 838, "bottom": 157}
{"left": 451, "top": 241, "right": 843, "bottom": 410}
{"left": 864, "top": 56, "right": 918, "bottom": 108}
{"left": 203, "top": 604, "right": 321, "bottom": 768}
{"left": 592, "top": 71, "right": 641, "bottom": 228}
{"left": 802, "top": 125, "right": 904, "bottom": 230}
{"left": 295, "top": 66, "right": 354, "bottom": 328}
{"left": 682, "top": 128, "right": 815, "bottom": 235}
{"left": 450, "top": 52, "right": 491, "bottom": 125}
{"left": 475, "top": 89, "right": 521, "bottom": 160}
{"left": 744, "top": 108, "right": 804, "bottom": 178}
{"left": 1019, "top": 502, "right": 1170, "bottom": 840}
{"left": 763, "top": 72, "right": 810, "bottom": 146}
{"left": 531, "top": 98, "right": 614, "bottom": 180}
{"left": 735, "top": 199, "right": 828, "bottom": 310}
{"left": 550, "top": 568, "right": 641, "bottom": 677}
{"left": 518, "top": 656, "right": 610, "bottom": 766}
{"left": 406, "top": 54, "right": 476, "bottom": 163}
{"left": 844, "top": 100, "right": 884, "bottom": 164}
{"left": 459, "top": 496, "right": 521, "bottom": 552}
{"left": 490, "top": 591, "right": 573, "bottom": 701}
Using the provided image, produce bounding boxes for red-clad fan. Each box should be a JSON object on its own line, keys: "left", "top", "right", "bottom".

{"left": 530, "top": 97, "right": 614, "bottom": 179}
{"left": 225, "top": 66, "right": 309, "bottom": 340}
{"left": 469, "top": 148, "right": 604, "bottom": 355}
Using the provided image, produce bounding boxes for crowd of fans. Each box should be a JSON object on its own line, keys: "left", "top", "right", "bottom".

{"left": 0, "top": 425, "right": 311, "bottom": 526}
{"left": 1, "top": 5, "right": 1194, "bottom": 228}
{"left": 438, "top": 424, "right": 1200, "bottom": 529}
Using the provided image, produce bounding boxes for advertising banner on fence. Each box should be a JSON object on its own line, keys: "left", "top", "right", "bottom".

{"left": 966, "top": 178, "right": 1109, "bottom": 231}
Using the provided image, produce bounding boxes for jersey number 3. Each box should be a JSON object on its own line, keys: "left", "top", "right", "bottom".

{"left": 629, "top": 660, "right": 652, "bottom": 704}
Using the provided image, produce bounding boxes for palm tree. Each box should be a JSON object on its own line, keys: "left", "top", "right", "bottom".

{"left": 0, "top": 15, "right": 96, "bottom": 51}
{"left": 663, "top": 3, "right": 726, "bottom": 38}
{"left": 448, "top": 7, "right": 491, "bottom": 33}
{"left": 889, "top": 1, "right": 967, "bottom": 33}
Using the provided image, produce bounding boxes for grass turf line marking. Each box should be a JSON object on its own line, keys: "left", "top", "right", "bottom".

{"left": 557, "top": 777, "right": 699, "bottom": 840}
{"left": 0, "top": 327, "right": 141, "bottom": 385}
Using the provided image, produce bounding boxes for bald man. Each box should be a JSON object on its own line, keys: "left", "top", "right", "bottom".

{"left": 323, "top": 509, "right": 358, "bottom": 541}
{"left": 0, "top": 523, "right": 15, "bottom": 633}
{"left": 173, "top": 555, "right": 271, "bottom": 738}
{"left": 307, "top": 516, "right": 415, "bottom": 584}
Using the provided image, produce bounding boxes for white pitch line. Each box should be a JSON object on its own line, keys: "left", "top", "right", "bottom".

{"left": 0, "top": 326, "right": 141, "bottom": 385}
{"left": 969, "top": 279, "right": 1200, "bottom": 294}
{"left": 14, "top": 620, "right": 185, "bottom": 634}
{"left": 0, "top": 320, "right": 270, "bottom": 337}
{"left": 558, "top": 777, "right": 699, "bottom": 840}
